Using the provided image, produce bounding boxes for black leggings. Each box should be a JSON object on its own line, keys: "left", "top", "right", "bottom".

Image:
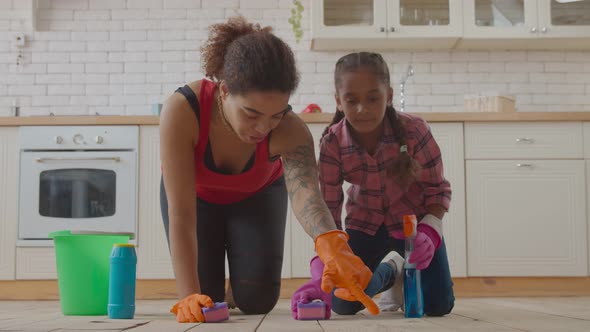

{"left": 160, "top": 176, "right": 288, "bottom": 314}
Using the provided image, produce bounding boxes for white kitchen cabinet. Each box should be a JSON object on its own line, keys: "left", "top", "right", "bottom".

{"left": 311, "top": 0, "right": 463, "bottom": 50}
{"left": 538, "top": 0, "right": 590, "bottom": 38}
{"left": 0, "top": 128, "right": 18, "bottom": 280}
{"left": 466, "top": 122, "right": 587, "bottom": 276}
{"left": 312, "top": 0, "right": 388, "bottom": 40}
{"left": 137, "top": 126, "right": 174, "bottom": 279}
{"left": 465, "top": 122, "right": 584, "bottom": 160}
{"left": 583, "top": 122, "right": 590, "bottom": 276}
{"left": 463, "top": 0, "right": 539, "bottom": 39}
{"left": 16, "top": 247, "right": 56, "bottom": 280}
{"left": 586, "top": 160, "right": 590, "bottom": 277}
{"left": 583, "top": 122, "right": 590, "bottom": 160}
{"left": 388, "top": 0, "right": 463, "bottom": 37}
{"left": 429, "top": 123, "right": 466, "bottom": 277}
{"left": 290, "top": 122, "right": 466, "bottom": 278}
{"left": 461, "top": 0, "right": 590, "bottom": 49}
{"left": 290, "top": 124, "right": 327, "bottom": 277}
{"left": 136, "top": 126, "right": 292, "bottom": 279}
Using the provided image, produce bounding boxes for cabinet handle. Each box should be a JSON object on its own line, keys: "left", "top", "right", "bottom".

{"left": 36, "top": 157, "right": 121, "bottom": 163}
{"left": 380, "top": 27, "right": 385, "bottom": 32}
{"left": 516, "top": 163, "right": 534, "bottom": 168}
{"left": 530, "top": 27, "right": 537, "bottom": 33}
{"left": 516, "top": 138, "right": 535, "bottom": 143}
{"left": 541, "top": 27, "right": 548, "bottom": 33}
{"left": 390, "top": 27, "right": 395, "bottom": 32}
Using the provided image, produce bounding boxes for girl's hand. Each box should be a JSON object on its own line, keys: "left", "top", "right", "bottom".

{"left": 408, "top": 220, "right": 441, "bottom": 270}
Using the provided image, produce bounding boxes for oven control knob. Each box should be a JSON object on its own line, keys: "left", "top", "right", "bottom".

{"left": 95, "top": 136, "right": 104, "bottom": 144}
{"left": 73, "top": 134, "right": 84, "bottom": 145}
{"left": 54, "top": 136, "right": 63, "bottom": 144}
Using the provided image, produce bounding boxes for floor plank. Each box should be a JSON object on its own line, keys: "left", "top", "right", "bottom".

{"left": 84, "top": 300, "right": 198, "bottom": 332}
{"left": 189, "top": 309, "right": 264, "bottom": 331}
{"left": 2, "top": 297, "right": 590, "bottom": 331}
{"left": 109, "top": 320, "right": 200, "bottom": 332}
{"left": 454, "top": 298, "right": 590, "bottom": 332}
{"left": 424, "top": 313, "right": 520, "bottom": 331}
{"left": 0, "top": 316, "right": 97, "bottom": 332}
{"left": 56, "top": 318, "right": 151, "bottom": 330}
{"left": 257, "top": 305, "right": 323, "bottom": 332}
{"left": 470, "top": 297, "right": 590, "bottom": 321}
{"left": 318, "top": 310, "right": 457, "bottom": 332}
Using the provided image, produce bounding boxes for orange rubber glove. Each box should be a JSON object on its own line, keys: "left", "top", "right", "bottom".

{"left": 315, "top": 230, "right": 379, "bottom": 315}
{"left": 170, "top": 293, "right": 214, "bottom": 323}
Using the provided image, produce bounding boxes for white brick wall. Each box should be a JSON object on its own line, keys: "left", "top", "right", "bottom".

{"left": 1, "top": 0, "right": 590, "bottom": 116}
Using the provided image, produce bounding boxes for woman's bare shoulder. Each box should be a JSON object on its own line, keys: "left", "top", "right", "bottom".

{"left": 159, "top": 80, "right": 202, "bottom": 146}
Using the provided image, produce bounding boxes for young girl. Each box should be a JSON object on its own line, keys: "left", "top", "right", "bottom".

{"left": 291, "top": 52, "right": 454, "bottom": 318}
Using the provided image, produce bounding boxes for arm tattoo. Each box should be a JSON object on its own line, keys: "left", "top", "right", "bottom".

{"left": 283, "top": 144, "right": 335, "bottom": 238}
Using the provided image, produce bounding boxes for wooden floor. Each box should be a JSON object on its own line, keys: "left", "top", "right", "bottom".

{"left": 1, "top": 297, "right": 589, "bottom": 331}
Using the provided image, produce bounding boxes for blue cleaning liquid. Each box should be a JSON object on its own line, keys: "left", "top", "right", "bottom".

{"left": 403, "top": 267, "right": 424, "bottom": 318}
{"left": 404, "top": 237, "right": 424, "bottom": 318}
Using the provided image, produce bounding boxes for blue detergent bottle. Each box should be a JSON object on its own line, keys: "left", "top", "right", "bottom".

{"left": 403, "top": 215, "right": 424, "bottom": 318}
{"left": 108, "top": 244, "right": 137, "bottom": 319}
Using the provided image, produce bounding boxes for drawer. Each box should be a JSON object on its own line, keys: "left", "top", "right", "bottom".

{"left": 465, "top": 122, "right": 583, "bottom": 159}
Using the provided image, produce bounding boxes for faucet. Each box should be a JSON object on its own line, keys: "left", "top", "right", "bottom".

{"left": 399, "top": 65, "right": 414, "bottom": 113}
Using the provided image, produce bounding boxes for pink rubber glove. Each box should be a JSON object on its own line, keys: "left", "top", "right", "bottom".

{"left": 408, "top": 223, "right": 441, "bottom": 270}
{"left": 291, "top": 256, "right": 332, "bottom": 320}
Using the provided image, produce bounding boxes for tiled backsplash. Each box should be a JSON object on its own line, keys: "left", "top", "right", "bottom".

{"left": 0, "top": 0, "right": 590, "bottom": 116}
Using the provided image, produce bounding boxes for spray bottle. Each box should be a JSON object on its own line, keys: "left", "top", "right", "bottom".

{"left": 403, "top": 214, "right": 424, "bottom": 318}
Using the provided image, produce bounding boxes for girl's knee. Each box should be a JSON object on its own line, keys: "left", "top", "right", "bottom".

{"left": 331, "top": 297, "right": 361, "bottom": 315}
{"left": 331, "top": 305, "right": 358, "bottom": 315}
{"left": 425, "top": 300, "right": 454, "bottom": 317}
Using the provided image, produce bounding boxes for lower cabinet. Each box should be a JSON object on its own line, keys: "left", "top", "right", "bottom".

{"left": 466, "top": 159, "right": 587, "bottom": 276}
{"left": 16, "top": 247, "right": 57, "bottom": 280}
{"left": 9, "top": 121, "right": 590, "bottom": 280}
{"left": 290, "top": 124, "right": 325, "bottom": 277}
{"left": 0, "top": 128, "right": 18, "bottom": 280}
{"left": 136, "top": 126, "right": 174, "bottom": 279}
{"left": 430, "top": 123, "right": 466, "bottom": 277}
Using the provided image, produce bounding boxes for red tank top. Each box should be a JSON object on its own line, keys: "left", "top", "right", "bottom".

{"left": 193, "top": 80, "right": 283, "bottom": 204}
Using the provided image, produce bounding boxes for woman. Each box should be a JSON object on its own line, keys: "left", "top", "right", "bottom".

{"left": 159, "top": 16, "right": 378, "bottom": 323}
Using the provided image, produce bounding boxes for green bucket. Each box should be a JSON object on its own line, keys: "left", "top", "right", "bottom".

{"left": 49, "top": 230, "right": 133, "bottom": 315}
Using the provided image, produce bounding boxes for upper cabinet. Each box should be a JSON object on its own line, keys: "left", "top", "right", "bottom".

{"left": 462, "top": 0, "right": 539, "bottom": 39}
{"left": 313, "top": 0, "right": 388, "bottom": 39}
{"left": 460, "top": 0, "right": 590, "bottom": 49}
{"left": 539, "top": 0, "right": 590, "bottom": 37}
{"left": 311, "top": 0, "right": 463, "bottom": 50}
{"left": 312, "top": 0, "right": 590, "bottom": 50}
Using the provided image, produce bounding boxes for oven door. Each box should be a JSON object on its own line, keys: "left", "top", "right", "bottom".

{"left": 19, "top": 150, "right": 137, "bottom": 239}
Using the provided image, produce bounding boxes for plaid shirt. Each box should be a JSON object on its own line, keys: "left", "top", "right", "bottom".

{"left": 318, "top": 112, "right": 451, "bottom": 239}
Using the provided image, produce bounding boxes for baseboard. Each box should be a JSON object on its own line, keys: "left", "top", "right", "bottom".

{"left": 1, "top": 277, "right": 590, "bottom": 300}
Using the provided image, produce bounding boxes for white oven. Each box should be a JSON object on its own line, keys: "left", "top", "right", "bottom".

{"left": 18, "top": 126, "right": 138, "bottom": 246}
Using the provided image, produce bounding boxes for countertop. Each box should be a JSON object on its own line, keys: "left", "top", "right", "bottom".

{"left": 1, "top": 112, "right": 590, "bottom": 126}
